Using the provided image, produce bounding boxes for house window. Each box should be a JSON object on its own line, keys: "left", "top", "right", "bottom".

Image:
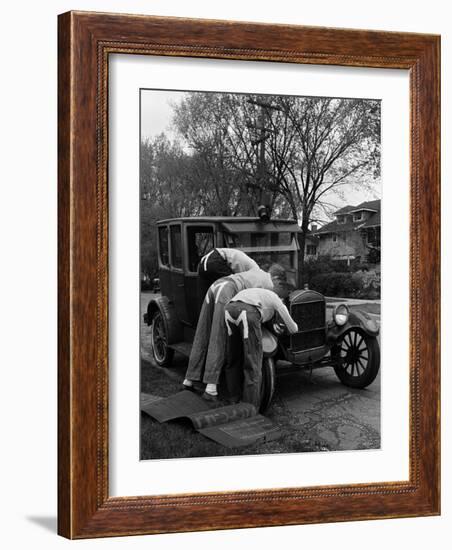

{"left": 353, "top": 212, "right": 363, "bottom": 221}
{"left": 337, "top": 215, "right": 346, "bottom": 224}
{"left": 306, "top": 245, "right": 317, "bottom": 256}
{"left": 332, "top": 234, "right": 337, "bottom": 242}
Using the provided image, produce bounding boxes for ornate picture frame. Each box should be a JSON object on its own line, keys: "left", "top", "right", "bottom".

{"left": 58, "top": 11, "right": 440, "bottom": 538}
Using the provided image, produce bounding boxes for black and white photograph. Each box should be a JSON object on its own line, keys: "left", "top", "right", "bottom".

{"left": 139, "top": 89, "right": 382, "bottom": 460}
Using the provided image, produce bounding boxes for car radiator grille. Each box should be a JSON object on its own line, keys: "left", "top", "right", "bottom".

{"left": 290, "top": 301, "right": 325, "bottom": 351}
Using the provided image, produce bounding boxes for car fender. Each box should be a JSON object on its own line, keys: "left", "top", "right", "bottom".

{"left": 326, "top": 309, "right": 379, "bottom": 346}
{"left": 262, "top": 327, "right": 278, "bottom": 358}
{"left": 144, "top": 295, "right": 182, "bottom": 345}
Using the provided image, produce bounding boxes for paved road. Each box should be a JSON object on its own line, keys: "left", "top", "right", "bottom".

{"left": 274, "top": 364, "right": 380, "bottom": 451}
{"left": 141, "top": 292, "right": 381, "bottom": 452}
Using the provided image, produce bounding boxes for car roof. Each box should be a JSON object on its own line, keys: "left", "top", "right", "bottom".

{"left": 157, "top": 216, "right": 298, "bottom": 225}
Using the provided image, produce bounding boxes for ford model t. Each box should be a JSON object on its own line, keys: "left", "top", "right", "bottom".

{"left": 143, "top": 216, "right": 380, "bottom": 411}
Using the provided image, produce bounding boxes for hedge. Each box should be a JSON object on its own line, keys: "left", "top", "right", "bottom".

{"left": 309, "top": 270, "right": 380, "bottom": 299}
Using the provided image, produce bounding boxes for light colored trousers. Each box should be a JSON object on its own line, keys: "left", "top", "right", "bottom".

{"left": 185, "top": 278, "right": 239, "bottom": 385}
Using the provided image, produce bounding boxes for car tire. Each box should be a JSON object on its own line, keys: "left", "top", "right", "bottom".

{"left": 259, "top": 357, "right": 276, "bottom": 413}
{"left": 332, "top": 328, "right": 380, "bottom": 389}
{"left": 150, "top": 310, "right": 174, "bottom": 367}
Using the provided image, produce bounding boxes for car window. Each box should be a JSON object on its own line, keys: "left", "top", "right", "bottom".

{"left": 170, "top": 225, "right": 182, "bottom": 269}
{"left": 233, "top": 232, "right": 292, "bottom": 247}
{"left": 158, "top": 226, "right": 169, "bottom": 267}
{"left": 187, "top": 226, "right": 214, "bottom": 272}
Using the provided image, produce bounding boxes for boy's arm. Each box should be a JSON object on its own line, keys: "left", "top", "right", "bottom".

{"left": 240, "top": 251, "right": 259, "bottom": 270}
{"left": 274, "top": 300, "right": 298, "bottom": 334}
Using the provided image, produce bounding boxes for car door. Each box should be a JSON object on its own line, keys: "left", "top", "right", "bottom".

{"left": 169, "top": 224, "right": 189, "bottom": 324}
{"left": 184, "top": 223, "right": 215, "bottom": 325}
{"left": 157, "top": 224, "right": 171, "bottom": 297}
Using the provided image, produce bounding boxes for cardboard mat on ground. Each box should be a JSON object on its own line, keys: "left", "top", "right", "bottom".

{"left": 141, "top": 391, "right": 281, "bottom": 448}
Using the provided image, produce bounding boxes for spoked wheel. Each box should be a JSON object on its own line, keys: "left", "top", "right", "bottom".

{"left": 259, "top": 357, "right": 276, "bottom": 413}
{"left": 332, "top": 328, "right": 380, "bottom": 389}
{"left": 151, "top": 311, "right": 174, "bottom": 367}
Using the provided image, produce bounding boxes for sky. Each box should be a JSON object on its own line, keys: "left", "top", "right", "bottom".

{"left": 141, "top": 89, "right": 186, "bottom": 141}
{"left": 140, "top": 89, "right": 380, "bottom": 221}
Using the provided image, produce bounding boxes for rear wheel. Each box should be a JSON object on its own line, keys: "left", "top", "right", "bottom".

{"left": 151, "top": 311, "right": 174, "bottom": 367}
{"left": 259, "top": 357, "right": 276, "bottom": 413}
{"left": 332, "top": 328, "right": 380, "bottom": 388}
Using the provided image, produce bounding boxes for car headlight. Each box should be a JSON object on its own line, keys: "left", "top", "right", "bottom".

{"left": 366, "top": 318, "right": 379, "bottom": 332}
{"left": 334, "top": 304, "right": 349, "bottom": 326}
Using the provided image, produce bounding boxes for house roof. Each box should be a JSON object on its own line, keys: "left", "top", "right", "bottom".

{"left": 333, "top": 199, "right": 380, "bottom": 216}
{"left": 334, "top": 204, "right": 354, "bottom": 215}
{"left": 317, "top": 199, "right": 381, "bottom": 235}
{"left": 349, "top": 199, "right": 380, "bottom": 213}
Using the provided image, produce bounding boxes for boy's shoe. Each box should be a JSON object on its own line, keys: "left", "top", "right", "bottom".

{"left": 182, "top": 380, "right": 204, "bottom": 393}
{"left": 202, "top": 391, "right": 219, "bottom": 402}
{"left": 226, "top": 396, "right": 241, "bottom": 405}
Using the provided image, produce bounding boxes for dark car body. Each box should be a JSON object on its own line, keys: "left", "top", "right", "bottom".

{"left": 148, "top": 216, "right": 300, "bottom": 340}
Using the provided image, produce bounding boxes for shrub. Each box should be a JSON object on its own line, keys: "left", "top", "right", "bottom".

{"left": 302, "top": 255, "right": 337, "bottom": 283}
{"left": 367, "top": 246, "right": 381, "bottom": 264}
{"left": 309, "top": 270, "right": 380, "bottom": 299}
{"left": 352, "top": 269, "right": 381, "bottom": 299}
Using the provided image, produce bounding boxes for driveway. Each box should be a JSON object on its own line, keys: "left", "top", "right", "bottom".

{"left": 141, "top": 291, "right": 381, "bottom": 453}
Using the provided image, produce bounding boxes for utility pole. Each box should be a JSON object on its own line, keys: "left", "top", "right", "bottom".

{"left": 247, "top": 98, "right": 278, "bottom": 211}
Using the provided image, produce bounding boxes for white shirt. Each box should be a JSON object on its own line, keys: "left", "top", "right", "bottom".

{"left": 215, "top": 248, "right": 258, "bottom": 273}
{"left": 230, "top": 288, "right": 298, "bottom": 334}
{"left": 228, "top": 268, "right": 274, "bottom": 292}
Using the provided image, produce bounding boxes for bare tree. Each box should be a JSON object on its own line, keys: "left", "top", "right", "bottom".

{"left": 141, "top": 92, "right": 380, "bottom": 279}
{"left": 172, "top": 92, "right": 295, "bottom": 217}
{"left": 270, "top": 96, "right": 380, "bottom": 273}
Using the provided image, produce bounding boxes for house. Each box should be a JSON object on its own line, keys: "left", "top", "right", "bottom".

{"left": 313, "top": 199, "right": 381, "bottom": 264}
{"left": 304, "top": 233, "right": 320, "bottom": 258}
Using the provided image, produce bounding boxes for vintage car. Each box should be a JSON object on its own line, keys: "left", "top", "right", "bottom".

{"left": 143, "top": 216, "right": 380, "bottom": 412}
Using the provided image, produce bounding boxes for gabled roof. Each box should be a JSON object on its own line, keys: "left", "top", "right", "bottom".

{"left": 334, "top": 204, "right": 354, "bottom": 215}
{"left": 315, "top": 218, "right": 357, "bottom": 234}
{"left": 334, "top": 199, "right": 380, "bottom": 215}
{"left": 317, "top": 199, "right": 381, "bottom": 235}
{"left": 349, "top": 199, "right": 380, "bottom": 213}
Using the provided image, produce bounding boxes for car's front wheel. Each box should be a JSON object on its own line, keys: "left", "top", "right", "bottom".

{"left": 150, "top": 310, "right": 174, "bottom": 367}
{"left": 332, "top": 328, "right": 380, "bottom": 389}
